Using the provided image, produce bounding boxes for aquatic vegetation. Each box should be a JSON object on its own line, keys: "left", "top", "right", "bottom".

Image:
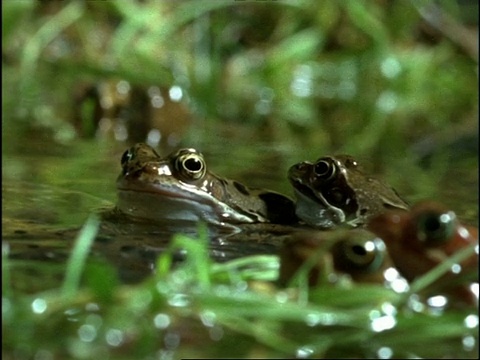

{"left": 3, "top": 220, "right": 478, "bottom": 358}
{"left": 2, "top": 1, "right": 478, "bottom": 358}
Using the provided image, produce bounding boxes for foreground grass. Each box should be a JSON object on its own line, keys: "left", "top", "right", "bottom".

{"left": 3, "top": 218, "right": 478, "bottom": 359}
{"left": 2, "top": 2, "right": 477, "bottom": 358}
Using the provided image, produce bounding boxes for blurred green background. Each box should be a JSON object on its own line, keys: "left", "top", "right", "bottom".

{"left": 2, "top": 1, "right": 478, "bottom": 359}
{"left": 2, "top": 0, "right": 478, "bottom": 224}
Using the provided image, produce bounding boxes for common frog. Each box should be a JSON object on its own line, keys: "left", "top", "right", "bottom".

{"left": 278, "top": 229, "right": 407, "bottom": 290}
{"left": 368, "top": 201, "right": 478, "bottom": 306}
{"left": 117, "top": 143, "right": 297, "bottom": 227}
{"left": 288, "top": 155, "right": 409, "bottom": 229}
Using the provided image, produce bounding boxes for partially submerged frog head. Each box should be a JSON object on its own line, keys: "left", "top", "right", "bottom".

{"left": 288, "top": 155, "right": 409, "bottom": 229}
{"left": 116, "top": 143, "right": 297, "bottom": 227}
{"left": 368, "top": 201, "right": 478, "bottom": 307}
{"left": 278, "top": 228, "right": 407, "bottom": 291}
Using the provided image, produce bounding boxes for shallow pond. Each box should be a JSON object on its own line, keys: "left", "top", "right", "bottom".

{"left": 1, "top": 133, "right": 310, "bottom": 289}
{"left": 3, "top": 1, "right": 478, "bottom": 357}
{"left": 3, "top": 125, "right": 478, "bottom": 293}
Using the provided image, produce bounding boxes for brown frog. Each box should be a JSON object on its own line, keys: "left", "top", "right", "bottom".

{"left": 278, "top": 228, "right": 407, "bottom": 290}
{"left": 368, "top": 201, "right": 478, "bottom": 307}
{"left": 116, "top": 143, "right": 297, "bottom": 227}
{"left": 288, "top": 155, "right": 409, "bottom": 229}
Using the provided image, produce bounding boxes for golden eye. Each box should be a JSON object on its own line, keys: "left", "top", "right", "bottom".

{"left": 313, "top": 158, "right": 336, "bottom": 181}
{"left": 174, "top": 149, "right": 206, "bottom": 181}
{"left": 333, "top": 238, "right": 384, "bottom": 273}
{"left": 416, "top": 210, "right": 456, "bottom": 246}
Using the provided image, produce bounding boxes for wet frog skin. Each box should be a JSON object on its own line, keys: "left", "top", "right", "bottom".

{"left": 116, "top": 143, "right": 297, "bottom": 227}
{"left": 278, "top": 229, "right": 407, "bottom": 290}
{"left": 288, "top": 155, "right": 409, "bottom": 229}
{"left": 368, "top": 201, "right": 478, "bottom": 306}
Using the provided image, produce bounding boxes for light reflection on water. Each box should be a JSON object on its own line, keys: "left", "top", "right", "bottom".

{"left": 3, "top": 130, "right": 478, "bottom": 292}
{"left": 31, "top": 298, "right": 47, "bottom": 314}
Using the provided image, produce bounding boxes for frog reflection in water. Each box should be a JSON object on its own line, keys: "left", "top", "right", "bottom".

{"left": 368, "top": 201, "right": 478, "bottom": 307}
{"left": 288, "top": 155, "right": 409, "bottom": 229}
{"left": 278, "top": 229, "right": 408, "bottom": 291}
{"left": 116, "top": 143, "right": 297, "bottom": 227}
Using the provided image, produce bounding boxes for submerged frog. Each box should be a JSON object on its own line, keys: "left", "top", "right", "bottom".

{"left": 288, "top": 155, "right": 409, "bottom": 229}
{"left": 368, "top": 201, "right": 478, "bottom": 306}
{"left": 278, "top": 228, "right": 407, "bottom": 290}
{"left": 116, "top": 143, "right": 297, "bottom": 227}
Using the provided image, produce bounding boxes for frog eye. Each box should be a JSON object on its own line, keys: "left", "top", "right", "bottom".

{"left": 121, "top": 148, "right": 135, "bottom": 166}
{"left": 416, "top": 210, "right": 456, "bottom": 246}
{"left": 175, "top": 150, "right": 206, "bottom": 181}
{"left": 333, "top": 238, "right": 384, "bottom": 273}
{"left": 313, "top": 159, "right": 336, "bottom": 180}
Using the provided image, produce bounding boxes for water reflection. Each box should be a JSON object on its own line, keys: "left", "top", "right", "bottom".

{"left": 3, "top": 176, "right": 296, "bottom": 290}
{"left": 105, "top": 328, "right": 124, "bottom": 347}
{"left": 3, "top": 129, "right": 478, "bottom": 296}
{"left": 31, "top": 298, "right": 47, "bottom": 314}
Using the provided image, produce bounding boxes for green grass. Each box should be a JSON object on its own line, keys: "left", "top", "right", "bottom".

{"left": 61, "top": 214, "right": 100, "bottom": 300}
{"left": 2, "top": 1, "right": 478, "bottom": 358}
{"left": 3, "top": 218, "right": 478, "bottom": 359}
{"left": 3, "top": 1, "right": 477, "bottom": 154}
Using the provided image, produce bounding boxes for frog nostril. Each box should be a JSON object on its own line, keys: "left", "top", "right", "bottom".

{"left": 121, "top": 149, "right": 134, "bottom": 166}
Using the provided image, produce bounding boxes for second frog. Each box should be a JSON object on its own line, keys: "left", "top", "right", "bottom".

{"left": 288, "top": 155, "right": 409, "bottom": 229}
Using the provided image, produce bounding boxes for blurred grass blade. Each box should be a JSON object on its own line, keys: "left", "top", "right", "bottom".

{"left": 269, "top": 29, "right": 322, "bottom": 67}
{"left": 2, "top": 242, "right": 11, "bottom": 298}
{"left": 403, "top": 242, "right": 478, "bottom": 299}
{"left": 111, "top": 0, "right": 242, "bottom": 49}
{"left": 344, "top": 0, "right": 388, "bottom": 46}
{"left": 83, "top": 261, "right": 119, "bottom": 303}
{"left": 220, "top": 315, "right": 298, "bottom": 353}
{"left": 159, "top": 223, "right": 212, "bottom": 289}
{"left": 156, "top": 248, "right": 174, "bottom": 280}
{"left": 20, "top": 1, "right": 84, "bottom": 91}
{"left": 210, "top": 255, "right": 279, "bottom": 282}
{"left": 2, "top": 0, "right": 35, "bottom": 41}
{"left": 61, "top": 215, "right": 100, "bottom": 300}
{"left": 175, "top": 223, "right": 211, "bottom": 289}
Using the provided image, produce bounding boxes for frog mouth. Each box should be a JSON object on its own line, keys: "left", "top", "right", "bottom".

{"left": 290, "top": 179, "right": 322, "bottom": 205}
{"left": 116, "top": 176, "right": 211, "bottom": 204}
{"left": 116, "top": 176, "right": 260, "bottom": 225}
{"left": 292, "top": 182, "right": 331, "bottom": 212}
{"left": 290, "top": 179, "right": 346, "bottom": 227}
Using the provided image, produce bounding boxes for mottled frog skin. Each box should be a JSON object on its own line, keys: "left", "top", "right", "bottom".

{"left": 368, "top": 201, "right": 478, "bottom": 307}
{"left": 116, "top": 143, "right": 297, "bottom": 227}
{"left": 278, "top": 228, "right": 407, "bottom": 289}
{"left": 288, "top": 155, "right": 409, "bottom": 229}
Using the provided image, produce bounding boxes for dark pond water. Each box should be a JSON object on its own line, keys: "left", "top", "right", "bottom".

{"left": 2, "top": 125, "right": 478, "bottom": 292}
{"left": 1, "top": 135, "right": 306, "bottom": 289}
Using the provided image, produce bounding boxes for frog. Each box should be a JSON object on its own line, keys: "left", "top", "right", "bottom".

{"left": 288, "top": 155, "right": 409, "bottom": 229}
{"left": 2, "top": 173, "right": 298, "bottom": 291}
{"left": 116, "top": 143, "right": 298, "bottom": 228}
{"left": 368, "top": 201, "right": 478, "bottom": 307}
{"left": 278, "top": 228, "right": 408, "bottom": 290}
